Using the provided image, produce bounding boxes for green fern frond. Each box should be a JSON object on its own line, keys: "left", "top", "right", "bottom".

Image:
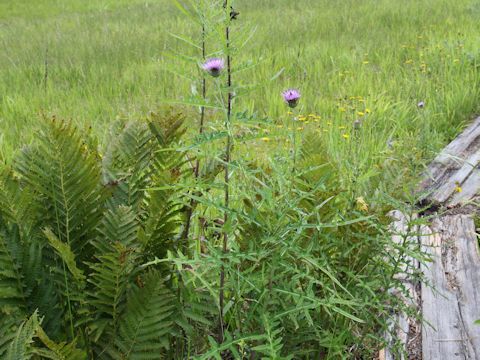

{"left": 143, "top": 191, "right": 184, "bottom": 258}
{"left": 143, "top": 110, "right": 191, "bottom": 258}
{"left": 27, "top": 271, "right": 64, "bottom": 339}
{"left": 104, "top": 270, "right": 176, "bottom": 359}
{"left": 0, "top": 312, "right": 23, "bottom": 358}
{"left": 102, "top": 121, "right": 154, "bottom": 212}
{"left": 148, "top": 110, "right": 186, "bottom": 150}
{"left": 0, "top": 230, "right": 25, "bottom": 312}
{"left": 88, "top": 206, "right": 140, "bottom": 341}
{"left": 0, "top": 167, "right": 40, "bottom": 231}
{"left": 5, "top": 311, "right": 40, "bottom": 360}
{"left": 34, "top": 325, "right": 87, "bottom": 360}
{"left": 14, "top": 118, "right": 104, "bottom": 258}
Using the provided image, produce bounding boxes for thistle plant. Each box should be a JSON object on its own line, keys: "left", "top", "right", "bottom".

{"left": 181, "top": 0, "right": 210, "bottom": 252}
{"left": 219, "top": 0, "right": 233, "bottom": 344}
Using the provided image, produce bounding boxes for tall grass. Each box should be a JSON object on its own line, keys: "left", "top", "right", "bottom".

{"left": 1, "top": 0, "right": 479, "bottom": 169}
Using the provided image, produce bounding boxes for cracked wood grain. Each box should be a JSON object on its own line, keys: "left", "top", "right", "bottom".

{"left": 418, "top": 117, "right": 480, "bottom": 206}
{"left": 421, "top": 215, "right": 480, "bottom": 359}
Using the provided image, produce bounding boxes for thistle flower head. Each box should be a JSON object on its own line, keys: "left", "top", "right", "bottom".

{"left": 282, "top": 89, "right": 301, "bottom": 108}
{"left": 202, "top": 58, "right": 225, "bottom": 77}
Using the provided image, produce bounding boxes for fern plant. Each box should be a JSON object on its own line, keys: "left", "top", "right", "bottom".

{"left": 0, "top": 112, "right": 201, "bottom": 359}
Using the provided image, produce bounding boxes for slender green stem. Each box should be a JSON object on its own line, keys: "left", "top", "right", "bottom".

{"left": 292, "top": 115, "right": 297, "bottom": 174}
{"left": 182, "top": 14, "right": 207, "bottom": 253}
{"left": 219, "top": 0, "right": 232, "bottom": 344}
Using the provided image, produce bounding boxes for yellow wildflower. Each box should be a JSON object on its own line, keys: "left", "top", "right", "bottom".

{"left": 362, "top": 61, "right": 369, "bottom": 64}
{"left": 455, "top": 181, "right": 462, "bottom": 193}
{"left": 342, "top": 133, "right": 350, "bottom": 140}
{"left": 356, "top": 197, "right": 369, "bottom": 212}
{"left": 357, "top": 111, "right": 365, "bottom": 117}
{"left": 365, "top": 108, "right": 371, "bottom": 114}
{"left": 260, "top": 137, "right": 271, "bottom": 142}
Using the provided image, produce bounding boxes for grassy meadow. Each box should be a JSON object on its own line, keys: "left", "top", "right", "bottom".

{"left": 1, "top": 0, "right": 480, "bottom": 358}
{"left": 2, "top": 0, "right": 480, "bottom": 169}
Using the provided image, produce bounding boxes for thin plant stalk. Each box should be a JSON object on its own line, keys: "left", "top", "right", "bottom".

{"left": 182, "top": 16, "right": 207, "bottom": 252}
{"left": 292, "top": 114, "right": 297, "bottom": 174}
{"left": 219, "top": 0, "right": 232, "bottom": 344}
{"left": 44, "top": 44, "right": 49, "bottom": 97}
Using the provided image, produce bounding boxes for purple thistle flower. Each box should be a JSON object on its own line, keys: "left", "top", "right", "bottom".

{"left": 282, "top": 89, "right": 301, "bottom": 108}
{"left": 202, "top": 58, "right": 225, "bottom": 77}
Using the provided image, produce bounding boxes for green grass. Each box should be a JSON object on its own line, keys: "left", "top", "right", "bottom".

{"left": 1, "top": 0, "right": 479, "bottom": 192}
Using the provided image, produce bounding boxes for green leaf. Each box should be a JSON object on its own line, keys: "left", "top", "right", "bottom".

{"left": 104, "top": 271, "right": 177, "bottom": 359}
{"left": 6, "top": 311, "right": 40, "bottom": 360}
{"left": 44, "top": 228, "right": 85, "bottom": 283}
{"left": 35, "top": 325, "right": 86, "bottom": 360}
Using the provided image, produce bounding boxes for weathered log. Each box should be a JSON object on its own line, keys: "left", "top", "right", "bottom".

{"left": 421, "top": 215, "right": 480, "bottom": 359}
{"left": 418, "top": 117, "right": 480, "bottom": 206}
{"left": 383, "top": 117, "right": 480, "bottom": 359}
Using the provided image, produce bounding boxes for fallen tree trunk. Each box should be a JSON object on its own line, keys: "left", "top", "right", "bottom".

{"left": 382, "top": 117, "right": 480, "bottom": 359}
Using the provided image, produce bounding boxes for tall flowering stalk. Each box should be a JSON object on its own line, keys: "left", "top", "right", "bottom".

{"left": 182, "top": 4, "right": 209, "bottom": 251}
{"left": 218, "top": 0, "right": 233, "bottom": 344}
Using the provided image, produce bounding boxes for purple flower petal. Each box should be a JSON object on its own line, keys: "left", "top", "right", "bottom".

{"left": 282, "top": 89, "right": 301, "bottom": 108}
{"left": 202, "top": 58, "right": 225, "bottom": 77}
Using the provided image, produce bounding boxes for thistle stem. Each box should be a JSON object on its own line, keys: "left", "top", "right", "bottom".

{"left": 219, "top": 0, "right": 232, "bottom": 344}
{"left": 182, "top": 21, "right": 207, "bottom": 251}
{"left": 292, "top": 115, "right": 297, "bottom": 174}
